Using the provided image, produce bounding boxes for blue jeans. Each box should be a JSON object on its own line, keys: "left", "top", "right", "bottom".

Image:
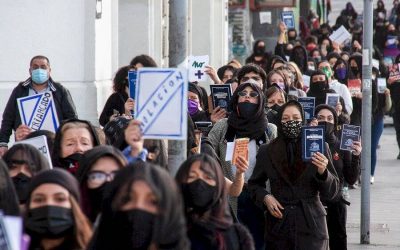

{"left": 371, "top": 116, "right": 384, "bottom": 176}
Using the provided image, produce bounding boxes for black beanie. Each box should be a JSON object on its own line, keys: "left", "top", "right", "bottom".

{"left": 27, "top": 168, "right": 81, "bottom": 203}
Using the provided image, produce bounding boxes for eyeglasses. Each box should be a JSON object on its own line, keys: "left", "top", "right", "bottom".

{"left": 238, "top": 91, "right": 259, "bottom": 98}
{"left": 87, "top": 170, "right": 119, "bottom": 185}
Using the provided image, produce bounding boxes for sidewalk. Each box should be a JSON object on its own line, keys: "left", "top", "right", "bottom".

{"left": 347, "top": 123, "right": 400, "bottom": 249}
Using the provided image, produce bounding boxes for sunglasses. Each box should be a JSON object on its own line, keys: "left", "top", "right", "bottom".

{"left": 238, "top": 91, "right": 259, "bottom": 98}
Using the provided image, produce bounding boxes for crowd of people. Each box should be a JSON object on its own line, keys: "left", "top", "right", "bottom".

{"left": 0, "top": 1, "right": 399, "bottom": 250}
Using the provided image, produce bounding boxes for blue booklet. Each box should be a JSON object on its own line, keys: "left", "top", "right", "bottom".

{"left": 281, "top": 11, "right": 295, "bottom": 29}
{"left": 340, "top": 124, "right": 361, "bottom": 151}
{"left": 128, "top": 70, "right": 137, "bottom": 99}
{"left": 302, "top": 126, "right": 325, "bottom": 162}
{"left": 210, "top": 85, "right": 232, "bottom": 112}
{"left": 326, "top": 93, "right": 340, "bottom": 108}
{"left": 298, "top": 97, "right": 315, "bottom": 121}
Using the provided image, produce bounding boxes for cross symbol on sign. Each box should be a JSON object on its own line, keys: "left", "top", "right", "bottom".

{"left": 194, "top": 70, "right": 204, "bottom": 79}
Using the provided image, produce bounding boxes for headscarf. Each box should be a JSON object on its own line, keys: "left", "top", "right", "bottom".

{"left": 314, "top": 104, "right": 338, "bottom": 145}
{"left": 290, "top": 45, "right": 309, "bottom": 73}
{"left": 52, "top": 119, "right": 101, "bottom": 170}
{"left": 276, "top": 100, "right": 305, "bottom": 171}
{"left": 176, "top": 154, "right": 232, "bottom": 229}
{"left": 307, "top": 70, "right": 330, "bottom": 107}
{"left": 226, "top": 82, "right": 267, "bottom": 142}
{"left": 89, "top": 162, "right": 190, "bottom": 250}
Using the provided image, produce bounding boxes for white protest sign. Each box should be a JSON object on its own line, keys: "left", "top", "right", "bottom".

{"left": 259, "top": 11, "right": 271, "bottom": 24}
{"left": 3, "top": 216, "right": 22, "bottom": 250}
{"left": 329, "top": 25, "right": 351, "bottom": 45}
{"left": 188, "top": 55, "right": 209, "bottom": 82}
{"left": 17, "top": 92, "right": 59, "bottom": 133}
{"left": 15, "top": 135, "right": 53, "bottom": 169}
{"left": 135, "top": 68, "right": 188, "bottom": 140}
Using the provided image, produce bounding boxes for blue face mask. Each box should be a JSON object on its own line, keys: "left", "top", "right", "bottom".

{"left": 31, "top": 68, "right": 49, "bottom": 84}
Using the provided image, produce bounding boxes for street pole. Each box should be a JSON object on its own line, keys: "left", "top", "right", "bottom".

{"left": 168, "top": 0, "right": 188, "bottom": 176}
{"left": 361, "top": 0, "right": 373, "bottom": 244}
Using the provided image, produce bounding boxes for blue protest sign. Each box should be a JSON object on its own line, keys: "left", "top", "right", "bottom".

{"left": 128, "top": 70, "right": 137, "bottom": 99}
{"left": 281, "top": 11, "right": 295, "bottom": 29}
{"left": 302, "top": 126, "right": 325, "bottom": 162}
{"left": 17, "top": 92, "right": 59, "bottom": 133}
{"left": 135, "top": 68, "right": 188, "bottom": 140}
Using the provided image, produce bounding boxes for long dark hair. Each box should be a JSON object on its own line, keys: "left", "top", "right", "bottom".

{"left": 76, "top": 145, "right": 128, "bottom": 221}
{"left": 175, "top": 154, "right": 232, "bottom": 229}
{"left": 112, "top": 65, "right": 130, "bottom": 93}
{"left": 0, "top": 159, "right": 20, "bottom": 216}
{"left": 89, "top": 162, "right": 189, "bottom": 250}
{"left": 3, "top": 143, "right": 50, "bottom": 174}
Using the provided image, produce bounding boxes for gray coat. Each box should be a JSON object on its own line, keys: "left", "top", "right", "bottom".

{"left": 208, "top": 118, "right": 277, "bottom": 213}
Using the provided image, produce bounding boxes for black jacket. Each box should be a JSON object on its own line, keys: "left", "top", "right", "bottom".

{"left": 248, "top": 136, "right": 339, "bottom": 248}
{"left": 0, "top": 78, "right": 77, "bottom": 145}
{"left": 99, "top": 92, "right": 128, "bottom": 126}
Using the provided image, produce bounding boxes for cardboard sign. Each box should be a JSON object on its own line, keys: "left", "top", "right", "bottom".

{"left": 302, "top": 126, "right": 325, "bottom": 162}
{"left": 128, "top": 70, "right": 137, "bottom": 99}
{"left": 17, "top": 92, "right": 59, "bottom": 133}
{"left": 281, "top": 11, "right": 295, "bottom": 29}
{"left": 329, "top": 25, "right": 351, "bottom": 45}
{"left": 15, "top": 135, "right": 53, "bottom": 169}
{"left": 134, "top": 68, "right": 188, "bottom": 140}
{"left": 188, "top": 55, "right": 209, "bottom": 82}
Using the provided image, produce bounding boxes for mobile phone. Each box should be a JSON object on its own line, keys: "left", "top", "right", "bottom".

{"left": 195, "top": 121, "right": 213, "bottom": 135}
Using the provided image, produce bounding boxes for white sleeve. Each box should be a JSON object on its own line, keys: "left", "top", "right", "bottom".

{"left": 341, "top": 85, "right": 353, "bottom": 115}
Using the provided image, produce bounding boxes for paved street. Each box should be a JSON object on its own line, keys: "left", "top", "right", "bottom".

{"left": 346, "top": 118, "right": 400, "bottom": 249}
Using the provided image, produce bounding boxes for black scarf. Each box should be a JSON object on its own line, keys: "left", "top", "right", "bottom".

{"left": 226, "top": 82, "right": 267, "bottom": 142}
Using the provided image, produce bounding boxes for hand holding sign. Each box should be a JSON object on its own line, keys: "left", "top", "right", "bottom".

{"left": 17, "top": 92, "right": 59, "bottom": 133}
{"left": 189, "top": 55, "right": 209, "bottom": 82}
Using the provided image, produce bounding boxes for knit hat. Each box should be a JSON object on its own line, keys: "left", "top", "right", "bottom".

{"left": 27, "top": 168, "right": 81, "bottom": 203}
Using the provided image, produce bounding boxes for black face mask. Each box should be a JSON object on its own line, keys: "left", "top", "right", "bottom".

{"left": 269, "top": 104, "right": 282, "bottom": 113}
{"left": 351, "top": 66, "right": 359, "bottom": 76}
{"left": 237, "top": 102, "right": 258, "bottom": 119}
{"left": 113, "top": 209, "right": 155, "bottom": 250}
{"left": 25, "top": 206, "right": 74, "bottom": 239}
{"left": 254, "top": 46, "right": 265, "bottom": 56}
{"left": 12, "top": 173, "right": 31, "bottom": 204}
{"left": 59, "top": 153, "right": 83, "bottom": 173}
{"left": 311, "top": 81, "right": 327, "bottom": 92}
{"left": 87, "top": 182, "right": 110, "bottom": 217}
{"left": 181, "top": 179, "right": 217, "bottom": 213}
{"left": 318, "top": 121, "right": 336, "bottom": 144}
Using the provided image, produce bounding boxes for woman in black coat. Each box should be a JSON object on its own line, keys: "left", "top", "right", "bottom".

{"left": 314, "top": 104, "right": 361, "bottom": 250}
{"left": 176, "top": 154, "right": 254, "bottom": 250}
{"left": 248, "top": 100, "right": 339, "bottom": 250}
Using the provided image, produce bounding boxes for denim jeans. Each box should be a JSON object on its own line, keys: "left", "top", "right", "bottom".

{"left": 371, "top": 116, "right": 384, "bottom": 176}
